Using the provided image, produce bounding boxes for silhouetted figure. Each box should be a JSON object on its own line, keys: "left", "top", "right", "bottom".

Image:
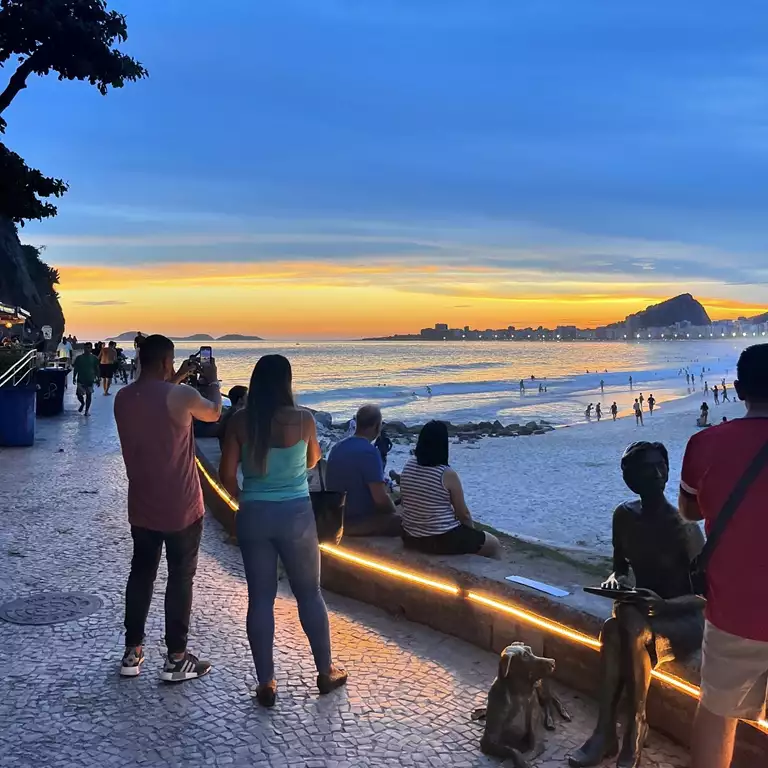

{"left": 611, "top": 402, "right": 618, "bottom": 421}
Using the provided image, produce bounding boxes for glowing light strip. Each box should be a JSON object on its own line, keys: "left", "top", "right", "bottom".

{"left": 320, "top": 544, "right": 460, "bottom": 595}
{"left": 467, "top": 591, "right": 602, "bottom": 650}
{"left": 196, "top": 459, "right": 768, "bottom": 734}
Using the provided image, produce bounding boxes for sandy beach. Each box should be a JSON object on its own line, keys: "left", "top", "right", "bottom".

{"left": 385, "top": 389, "right": 745, "bottom": 556}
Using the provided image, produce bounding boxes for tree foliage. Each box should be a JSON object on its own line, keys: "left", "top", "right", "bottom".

{"left": 21, "top": 243, "right": 60, "bottom": 297}
{"left": 0, "top": 0, "right": 148, "bottom": 124}
{"left": 0, "top": 142, "right": 68, "bottom": 224}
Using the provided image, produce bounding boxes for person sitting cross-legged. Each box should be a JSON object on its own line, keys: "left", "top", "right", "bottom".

{"left": 400, "top": 421, "right": 502, "bottom": 559}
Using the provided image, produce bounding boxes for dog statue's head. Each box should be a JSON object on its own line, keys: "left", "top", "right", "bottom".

{"left": 497, "top": 643, "right": 556, "bottom": 687}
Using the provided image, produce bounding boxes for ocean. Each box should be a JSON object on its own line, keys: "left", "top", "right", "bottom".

{"left": 169, "top": 338, "right": 757, "bottom": 427}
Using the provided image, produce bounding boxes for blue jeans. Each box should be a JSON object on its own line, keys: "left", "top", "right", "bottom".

{"left": 237, "top": 497, "right": 332, "bottom": 684}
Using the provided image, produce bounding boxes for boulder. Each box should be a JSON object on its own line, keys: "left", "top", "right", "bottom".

{"left": 517, "top": 425, "right": 534, "bottom": 436}
{"left": 312, "top": 410, "right": 333, "bottom": 428}
{"left": 384, "top": 420, "right": 409, "bottom": 434}
{"left": 491, "top": 420, "right": 504, "bottom": 432}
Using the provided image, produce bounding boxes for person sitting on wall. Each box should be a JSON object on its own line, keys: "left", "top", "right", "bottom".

{"left": 400, "top": 420, "right": 502, "bottom": 559}
{"left": 218, "top": 385, "right": 249, "bottom": 449}
{"left": 326, "top": 404, "right": 401, "bottom": 536}
{"left": 569, "top": 441, "right": 705, "bottom": 768}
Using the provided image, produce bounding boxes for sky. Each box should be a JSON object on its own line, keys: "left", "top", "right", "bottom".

{"left": 6, "top": 0, "right": 768, "bottom": 339}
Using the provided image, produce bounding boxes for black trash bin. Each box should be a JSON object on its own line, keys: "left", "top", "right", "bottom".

{"left": 36, "top": 367, "right": 69, "bottom": 417}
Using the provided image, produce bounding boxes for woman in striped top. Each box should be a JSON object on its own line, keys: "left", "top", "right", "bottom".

{"left": 400, "top": 421, "right": 502, "bottom": 559}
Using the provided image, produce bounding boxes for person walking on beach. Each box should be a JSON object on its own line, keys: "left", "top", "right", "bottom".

{"left": 72, "top": 342, "right": 100, "bottom": 416}
{"left": 629, "top": 376, "right": 633, "bottom": 389}
{"left": 611, "top": 402, "right": 618, "bottom": 421}
{"left": 681, "top": 345, "right": 768, "bottom": 768}
{"left": 634, "top": 399, "right": 644, "bottom": 425}
{"left": 595, "top": 403, "right": 602, "bottom": 421}
{"left": 115, "top": 334, "right": 222, "bottom": 681}
{"left": 519, "top": 379, "right": 525, "bottom": 392}
{"left": 585, "top": 404, "right": 593, "bottom": 420}
{"left": 375, "top": 429, "right": 394, "bottom": 470}
{"left": 713, "top": 385, "right": 720, "bottom": 405}
{"left": 648, "top": 394, "right": 656, "bottom": 414}
{"left": 99, "top": 340, "right": 118, "bottom": 395}
{"left": 704, "top": 382, "right": 709, "bottom": 394}
{"left": 638, "top": 392, "right": 645, "bottom": 409}
{"left": 721, "top": 382, "right": 731, "bottom": 402}
{"left": 600, "top": 379, "right": 605, "bottom": 393}
{"left": 219, "top": 354, "right": 347, "bottom": 707}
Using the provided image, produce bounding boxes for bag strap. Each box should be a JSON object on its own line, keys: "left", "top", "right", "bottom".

{"left": 697, "top": 438, "right": 768, "bottom": 569}
{"left": 317, "top": 458, "right": 327, "bottom": 492}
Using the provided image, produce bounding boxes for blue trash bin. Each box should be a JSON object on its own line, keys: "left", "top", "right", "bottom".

{"left": 0, "top": 385, "right": 36, "bottom": 447}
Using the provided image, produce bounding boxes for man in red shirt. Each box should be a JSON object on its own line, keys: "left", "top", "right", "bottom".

{"left": 680, "top": 344, "right": 768, "bottom": 768}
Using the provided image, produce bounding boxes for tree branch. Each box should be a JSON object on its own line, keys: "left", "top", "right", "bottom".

{"left": 0, "top": 57, "right": 38, "bottom": 116}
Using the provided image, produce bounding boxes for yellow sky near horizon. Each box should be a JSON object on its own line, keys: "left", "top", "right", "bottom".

{"left": 57, "top": 262, "right": 768, "bottom": 340}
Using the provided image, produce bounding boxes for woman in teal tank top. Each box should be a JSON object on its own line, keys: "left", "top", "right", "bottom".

{"left": 220, "top": 354, "right": 347, "bottom": 706}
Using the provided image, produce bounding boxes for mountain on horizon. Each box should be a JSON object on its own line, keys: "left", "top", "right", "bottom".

{"left": 107, "top": 331, "right": 263, "bottom": 342}
{"left": 608, "top": 293, "right": 711, "bottom": 330}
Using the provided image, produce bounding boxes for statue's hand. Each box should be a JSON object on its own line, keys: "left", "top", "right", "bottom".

{"left": 631, "top": 588, "right": 664, "bottom": 616}
{"left": 601, "top": 573, "right": 630, "bottom": 591}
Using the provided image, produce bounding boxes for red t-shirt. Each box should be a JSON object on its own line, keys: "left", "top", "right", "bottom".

{"left": 681, "top": 418, "right": 768, "bottom": 641}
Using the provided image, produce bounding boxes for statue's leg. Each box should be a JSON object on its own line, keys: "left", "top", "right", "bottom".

{"left": 568, "top": 618, "right": 622, "bottom": 767}
{"left": 536, "top": 678, "right": 572, "bottom": 729}
{"left": 615, "top": 604, "right": 652, "bottom": 768}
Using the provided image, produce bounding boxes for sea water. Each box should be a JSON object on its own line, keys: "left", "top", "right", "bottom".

{"left": 170, "top": 338, "right": 757, "bottom": 426}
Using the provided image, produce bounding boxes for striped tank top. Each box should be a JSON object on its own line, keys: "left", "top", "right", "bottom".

{"left": 400, "top": 458, "right": 459, "bottom": 537}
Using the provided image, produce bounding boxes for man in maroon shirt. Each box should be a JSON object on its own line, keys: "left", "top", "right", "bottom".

{"left": 115, "top": 335, "right": 222, "bottom": 681}
{"left": 680, "top": 344, "right": 768, "bottom": 768}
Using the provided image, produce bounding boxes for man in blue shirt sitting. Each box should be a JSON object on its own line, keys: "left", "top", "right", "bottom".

{"left": 326, "top": 404, "right": 401, "bottom": 536}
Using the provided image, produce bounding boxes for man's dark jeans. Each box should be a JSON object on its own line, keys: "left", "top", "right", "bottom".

{"left": 124, "top": 518, "right": 203, "bottom": 654}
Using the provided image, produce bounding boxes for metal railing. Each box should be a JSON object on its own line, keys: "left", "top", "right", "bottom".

{"left": 0, "top": 349, "right": 37, "bottom": 388}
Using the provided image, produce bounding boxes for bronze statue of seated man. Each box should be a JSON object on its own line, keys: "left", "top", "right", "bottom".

{"left": 569, "top": 441, "right": 705, "bottom": 768}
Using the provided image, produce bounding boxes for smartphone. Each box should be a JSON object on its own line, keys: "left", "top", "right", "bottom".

{"left": 199, "top": 346, "right": 212, "bottom": 365}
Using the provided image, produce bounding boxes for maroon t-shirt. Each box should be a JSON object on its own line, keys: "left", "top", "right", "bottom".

{"left": 681, "top": 418, "right": 768, "bottom": 641}
{"left": 115, "top": 380, "right": 204, "bottom": 532}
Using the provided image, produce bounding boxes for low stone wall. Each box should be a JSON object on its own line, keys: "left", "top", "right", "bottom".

{"left": 195, "top": 441, "right": 767, "bottom": 767}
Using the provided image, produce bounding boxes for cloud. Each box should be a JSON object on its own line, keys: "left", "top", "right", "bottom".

{"left": 74, "top": 300, "right": 129, "bottom": 306}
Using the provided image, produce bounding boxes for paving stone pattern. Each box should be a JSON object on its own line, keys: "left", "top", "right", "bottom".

{"left": 0, "top": 387, "right": 690, "bottom": 767}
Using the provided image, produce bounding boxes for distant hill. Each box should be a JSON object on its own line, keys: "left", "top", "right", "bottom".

{"left": 750, "top": 311, "right": 768, "bottom": 324}
{"left": 609, "top": 294, "right": 711, "bottom": 330}
{"left": 108, "top": 331, "right": 262, "bottom": 342}
{"left": 217, "top": 334, "right": 263, "bottom": 341}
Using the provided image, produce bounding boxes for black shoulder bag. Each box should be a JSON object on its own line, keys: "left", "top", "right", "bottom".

{"left": 310, "top": 459, "right": 346, "bottom": 546}
{"left": 689, "top": 439, "right": 768, "bottom": 597}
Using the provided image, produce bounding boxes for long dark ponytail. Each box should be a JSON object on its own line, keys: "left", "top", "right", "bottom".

{"left": 246, "top": 355, "right": 295, "bottom": 474}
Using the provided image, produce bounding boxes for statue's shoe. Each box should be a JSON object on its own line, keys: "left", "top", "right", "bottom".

{"left": 616, "top": 718, "right": 648, "bottom": 768}
{"left": 568, "top": 733, "right": 619, "bottom": 767}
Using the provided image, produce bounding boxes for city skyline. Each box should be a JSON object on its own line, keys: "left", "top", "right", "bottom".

{"left": 8, "top": 1, "right": 768, "bottom": 338}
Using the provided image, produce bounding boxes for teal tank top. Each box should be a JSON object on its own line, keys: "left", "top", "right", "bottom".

{"left": 240, "top": 440, "right": 309, "bottom": 502}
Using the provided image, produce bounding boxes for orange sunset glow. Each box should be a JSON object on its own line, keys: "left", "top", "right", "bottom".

{"left": 58, "top": 262, "right": 767, "bottom": 340}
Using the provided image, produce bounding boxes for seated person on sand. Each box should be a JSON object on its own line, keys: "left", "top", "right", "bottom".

{"left": 218, "top": 385, "right": 249, "bottom": 449}
{"left": 399, "top": 420, "right": 502, "bottom": 559}
{"left": 569, "top": 441, "right": 704, "bottom": 768}
{"left": 326, "top": 404, "right": 401, "bottom": 536}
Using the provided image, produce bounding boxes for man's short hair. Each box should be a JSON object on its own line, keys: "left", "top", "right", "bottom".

{"left": 356, "top": 404, "right": 382, "bottom": 430}
{"left": 138, "top": 334, "right": 174, "bottom": 368}
{"left": 737, "top": 344, "right": 768, "bottom": 402}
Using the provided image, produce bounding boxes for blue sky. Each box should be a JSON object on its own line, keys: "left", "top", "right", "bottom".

{"left": 5, "top": 0, "right": 768, "bottom": 335}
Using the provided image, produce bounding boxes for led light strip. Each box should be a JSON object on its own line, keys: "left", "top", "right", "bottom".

{"left": 196, "top": 458, "right": 768, "bottom": 734}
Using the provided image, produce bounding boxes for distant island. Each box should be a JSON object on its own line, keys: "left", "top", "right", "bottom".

{"left": 108, "top": 331, "right": 264, "bottom": 342}
{"left": 364, "top": 294, "right": 768, "bottom": 342}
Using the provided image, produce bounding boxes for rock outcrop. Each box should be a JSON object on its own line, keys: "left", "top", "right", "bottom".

{"left": 0, "top": 218, "right": 64, "bottom": 340}
{"left": 613, "top": 293, "right": 711, "bottom": 331}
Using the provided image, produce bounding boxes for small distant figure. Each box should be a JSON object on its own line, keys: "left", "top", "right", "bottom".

{"left": 638, "top": 392, "right": 645, "bottom": 409}
{"left": 519, "top": 379, "right": 525, "bottom": 392}
{"left": 538, "top": 383, "right": 543, "bottom": 393}
{"left": 633, "top": 399, "right": 644, "bottom": 425}
{"left": 610, "top": 402, "right": 618, "bottom": 421}
{"left": 600, "top": 379, "right": 605, "bottom": 393}
{"left": 595, "top": 403, "right": 602, "bottom": 421}
{"left": 426, "top": 385, "right": 432, "bottom": 397}
{"left": 700, "top": 371, "right": 704, "bottom": 382}
{"left": 585, "top": 403, "right": 593, "bottom": 420}
{"left": 374, "top": 429, "right": 394, "bottom": 470}
{"left": 721, "top": 416, "right": 728, "bottom": 423}
{"left": 411, "top": 391, "right": 418, "bottom": 398}
{"left": 713, "top": 385, "right": 720, "bottom": 405}
{"left": 629, "top": 376, "right": 633, "bottom": 389}
{"left": 697, "top": 402, "right": 710, "bottom": 427}
{"left": 686, "top": 373, "right": 690, "bottom": 386}
{"left": 704, "top": 381, "right": 709, "bottom": 394}
{"left": 647, "top": 394, "right": 656, "bottom": 414}
{"left": 544, "top": 385, "right": 548, "bottom": 393}
{"left": 721, "top": 382, "right": 731, "bottom": 402}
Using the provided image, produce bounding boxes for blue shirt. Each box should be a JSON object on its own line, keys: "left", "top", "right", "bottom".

{"left": 240, "top": 441, "right": 309, "bottom": 502}
{"left": 326, "top": 436, "right": 384, "bottom": 522}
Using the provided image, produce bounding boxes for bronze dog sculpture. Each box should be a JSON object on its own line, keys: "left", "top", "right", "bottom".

{"left": 473, "top": 643, "right": 571, "bottom": 767}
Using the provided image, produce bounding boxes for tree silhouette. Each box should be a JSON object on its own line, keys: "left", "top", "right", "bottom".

{"left": 0, "top": 0, "right": 148, "bottom": 129}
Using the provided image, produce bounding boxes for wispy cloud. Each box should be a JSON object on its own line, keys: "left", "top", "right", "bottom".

{"left": 74, "top": 300, "right": 129, "bottom": 306}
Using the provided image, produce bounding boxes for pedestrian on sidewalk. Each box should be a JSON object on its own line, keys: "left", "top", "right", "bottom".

{"left": 72, "top": 342, "right": 100, "bottom": 416}
{"left": 99, "top": 340, "right": 118, "bottom": 396}
{"left": 114, "top": 334, "right": 222, "bottom": 681}
{"left": 682, "top": 345, "right": 768, "bottom": 768}
{"left": 219, "top": 354, "right": 347, "bottom": 708}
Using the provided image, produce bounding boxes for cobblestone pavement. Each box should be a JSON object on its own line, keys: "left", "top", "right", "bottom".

{"left": 0, "top": 387, "right": 690, "bottom": 767}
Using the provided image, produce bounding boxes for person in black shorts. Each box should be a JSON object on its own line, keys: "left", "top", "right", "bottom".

{"left": 398, "top": 421, "right": 502, "bottom": 558}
